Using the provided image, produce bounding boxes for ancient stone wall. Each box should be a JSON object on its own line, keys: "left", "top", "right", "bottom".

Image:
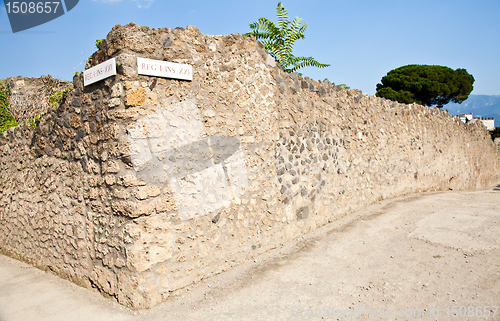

{"left": 5, "top": 76, "right": 72, "bottom": 124}
{"left": 1, "top": 23, "right": 500, "bottom": 309}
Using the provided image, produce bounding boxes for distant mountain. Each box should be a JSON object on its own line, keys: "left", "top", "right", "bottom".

{"left": 444, "top": 95, "right": 500, "bottom": 127}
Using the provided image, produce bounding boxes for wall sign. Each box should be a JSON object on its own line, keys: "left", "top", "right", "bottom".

{"left": 137, "top": 57, "right": 192, "bottom": 81}
{"left": 84, "top": 58, "right": 116, "bottom": 86}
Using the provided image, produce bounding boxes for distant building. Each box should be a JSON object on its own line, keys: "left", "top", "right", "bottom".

{"left": 458, "top": 113, "right": 495, "bottom": 131}
{"left": 458, "top": 113, "right": 473, "bottom": 123}
{"left": 476, "top": 117, "right": 495, "bottom": 131}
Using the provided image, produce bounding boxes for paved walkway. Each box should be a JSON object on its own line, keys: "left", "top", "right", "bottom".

{"left": 1, "top": 186, "right": 499, "bottom": 321}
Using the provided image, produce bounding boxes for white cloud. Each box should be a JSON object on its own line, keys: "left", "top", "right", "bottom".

{"left": 132, "top": 0, "right": 154, "bottom": 9}
{"left": 92, "top": 0, "right": 154, "bottom": 7}
{"left": 92, "top": 0, "right": 124, "bottom": 3}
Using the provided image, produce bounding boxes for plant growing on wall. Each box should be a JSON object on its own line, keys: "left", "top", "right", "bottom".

{"left": 95, "top": 39, "right": 105, "bottom": 48}
{"left": 246, "top": 2, "right": 330, "bottom": 73}
{"left": 0, "top": 80, "right": 17, "bottom": 133}
{"left": 324, "top": 78, "right": 350, "bottom": 89}
{"left": 376, "top": 65, "right": 475, "bottom": 108}
{"left": 89, "top": 39, "right": 105, "bottom": 60}
{"left": 48, "top": 88, "right": 69, "bottom": 106}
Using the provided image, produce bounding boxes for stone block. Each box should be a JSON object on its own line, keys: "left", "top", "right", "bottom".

{"left": 111, "top": 83, "right": 124, "bottom": 98}
{"left": 125, "top": 214, "right": 174, "bottom": 272}
{"left": 125, "top": 87, "right": 147, "bottom": 107}
{"left": 135, "top": 186, "right": 161, "bottom": 200}
{"left": 118, "top": 174, "right": 147, "bottom": 187}
{"left": 111, "top": 200, "right": 155, "bottom": 218}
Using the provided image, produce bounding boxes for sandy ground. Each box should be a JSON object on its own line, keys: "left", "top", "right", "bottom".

{"left": 0, "top": 186, "right": 499, "bottom": 321}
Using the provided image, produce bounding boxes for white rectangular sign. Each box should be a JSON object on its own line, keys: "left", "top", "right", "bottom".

{"left": 84, "top": 58, "right": 117, "bottom": 86}
{"left": 137, "top": 57, "right": 192, "bottom": 81}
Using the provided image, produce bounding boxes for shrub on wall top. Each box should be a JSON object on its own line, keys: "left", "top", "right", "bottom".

{"left": 0, "top": 80, "right": 18, "bottom": 133}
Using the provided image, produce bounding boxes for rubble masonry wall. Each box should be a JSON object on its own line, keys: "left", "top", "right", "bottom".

{"left": 1, "top": 23, "right": 499, "bottom": 309}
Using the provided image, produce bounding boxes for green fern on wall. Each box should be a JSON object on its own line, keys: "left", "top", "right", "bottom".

{"left": 246, "top": 2, "right": 330, "bottom": 73}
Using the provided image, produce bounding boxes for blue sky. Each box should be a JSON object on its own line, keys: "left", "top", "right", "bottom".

{"left": 1, "top": 0, "right": 499, "bottom": 96}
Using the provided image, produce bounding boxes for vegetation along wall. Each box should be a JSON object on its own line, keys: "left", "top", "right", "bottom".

{"left": 1, "top": 23, "right": 500, "bottom": 309}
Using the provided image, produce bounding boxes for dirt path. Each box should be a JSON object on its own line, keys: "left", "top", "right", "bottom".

{"left": 1, "top": 187, "right": 499, "bottom": 321}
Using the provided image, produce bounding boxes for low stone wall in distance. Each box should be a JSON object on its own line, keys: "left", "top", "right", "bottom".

{"left": 5, "top": 76, "right": 72, "bottom": 124}
{"left": 1, "top": 23, "right": 499, "bottom": 309}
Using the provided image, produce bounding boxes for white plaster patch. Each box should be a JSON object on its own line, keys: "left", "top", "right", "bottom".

{"left": 128, "top": 99, "right": 249, "bottom": 220}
